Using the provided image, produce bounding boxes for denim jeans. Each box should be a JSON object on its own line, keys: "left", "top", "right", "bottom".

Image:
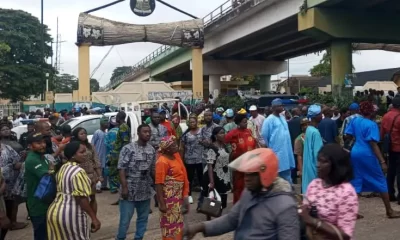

{"left": 116, "top": 199, "right": 151, "bottom": 240}
{"left": 31, "top": 215, "right": 48, "bottom": 240}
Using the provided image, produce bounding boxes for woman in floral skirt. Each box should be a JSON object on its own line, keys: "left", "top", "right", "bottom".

{"left": 155, "top": 136, "right": 190, "bottom": 240}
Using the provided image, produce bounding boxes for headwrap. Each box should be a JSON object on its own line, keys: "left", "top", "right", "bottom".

{"left": 359, "top": 101, "right": 374, "bottom": 116}
{"left": 307, "top": 105, "right": 322, "bottom": 118}
{"left": 159, "top": 136, "right": 176, "bottom": 153}
{"left": 216, "top": 107, "right": 224, "bottom": 112}
{"left": 64, "top": 141, "right": 81, "bottom": 160}
{"left": 349, "top": 103, "right": 360, "bottom": 111}
{"left": 172, "top": 115, "right": 180, "bottom": 124}
{"left": 109, "top": 116, "right": 117, "bottom": 125}
{"left": 271, "top": 98, "right": 283, "bottom": 106}
{"left": 237, "top": 108, "right": 247, "bottom": 114}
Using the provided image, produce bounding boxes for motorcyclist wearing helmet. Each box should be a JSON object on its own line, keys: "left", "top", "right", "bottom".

{"left": 185, "top": 148, "right": 300, "bottom": 240}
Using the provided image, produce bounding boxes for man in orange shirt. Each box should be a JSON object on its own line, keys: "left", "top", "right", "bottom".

{"left": 159, "top": 109, "right": 177, "bottom": 137}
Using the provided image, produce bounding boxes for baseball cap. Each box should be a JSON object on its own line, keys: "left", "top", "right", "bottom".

{"left": 349, "top": 103, "right": 359, "bottom": 110}
{"left": 271, "top": 98, "right": 283, "bottom": 106}
{"left": 27, "top": 132, "right": 44, "bottom": 144}
{"left": 392, "top": 96, "right": 400, "bottom": 107}
{"left": 225, "top": 109, "right": 234, "bottom": 118}
{"left": 249, "top": 105, "right": 257, "bottom": 111}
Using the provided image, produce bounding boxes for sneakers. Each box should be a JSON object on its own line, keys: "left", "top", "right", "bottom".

{"left": 188, "top": 196, "right": 193, "bottom": 204}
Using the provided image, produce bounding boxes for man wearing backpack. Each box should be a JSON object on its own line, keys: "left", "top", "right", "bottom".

{"left": 25, "top": 133, "right": 55, "bottom": 240}
{"left": 381, "top": 96, "right": 400, "bottom": 204}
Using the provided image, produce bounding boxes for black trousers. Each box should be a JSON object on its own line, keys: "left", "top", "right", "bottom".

{"left": 185, "top": 163, "right": 203, "bottom": 196}
{"left": 292, "top": 154, "right": 298, "bottom": 184}
{"left": 387, "top": 151, "right": 400, "bottom": 199}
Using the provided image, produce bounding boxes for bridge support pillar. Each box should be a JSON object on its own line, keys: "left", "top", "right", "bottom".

{"left": 259, "top": 75, "right": 271, "bottom": 93}
{"left": 209, "top": 75, "right": 221, "bottom": 98}
{"left": 78, "top": 44, "right": 91, "bottom": 102}
{"left": 192, "top": 48, "right": 204, "bottom": 100}
{"left": 331, "top": 41, "right": 352, "bottom": 95}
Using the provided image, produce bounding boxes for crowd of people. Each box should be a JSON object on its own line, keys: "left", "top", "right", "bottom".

{"left": 0, "top": 91, "right": 399, "bottom": 239}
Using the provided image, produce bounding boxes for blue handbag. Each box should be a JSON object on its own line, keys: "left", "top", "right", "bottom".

{"left": 34, "top": 174, "right": 56, "bottom": 205}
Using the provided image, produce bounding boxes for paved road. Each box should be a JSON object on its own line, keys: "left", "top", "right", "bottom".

{"left": 7, "top": 189, "right": 400, "bottom": 240}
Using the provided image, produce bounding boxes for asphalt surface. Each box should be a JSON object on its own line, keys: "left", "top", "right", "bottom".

{"left": 7, "top": 187, "right": 400, "bottom": 240}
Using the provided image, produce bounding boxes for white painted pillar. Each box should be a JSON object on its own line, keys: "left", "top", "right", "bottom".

{"left": 209, "top": 75, "right": 221, "bottom": 98}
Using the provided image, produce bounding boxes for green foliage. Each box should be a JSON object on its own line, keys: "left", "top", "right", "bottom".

{"left": 309, "top": 50, "right": 331, "bottom": 77}
{"left": 310, "top": 49, "right": 356, "bottom": 77}
{"left": 110, "top": 66, "right": 132, "bottom": 84}
{"left": 90, "top": 78, "right": 100, "bottom": 93}
{"left": 299, "top": 87, "right": 354, "bottom": 109}
{"left": 0, "top": 42, "right": 10, "bottom": 59}
{"left": 230, "top": 75, "right": 255, "bottom": 82}
{"left": 214, "top": 94, "right": 244, "bottom": 111}
{"left": 54, "top": 74, "right": 99, "bottom": 94}
{"left": 54, "top": 74, "right": 78, "bottom": 93}
{"left": 0, "top": 9, "right": 54, "bottom": 101}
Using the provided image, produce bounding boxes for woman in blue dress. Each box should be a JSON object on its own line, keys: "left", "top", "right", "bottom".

{"left": 345, "top": 101, "right": 400, "bottom": 218}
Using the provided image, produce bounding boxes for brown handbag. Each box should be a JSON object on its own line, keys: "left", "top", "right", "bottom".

{"left": 198, "top": 190, "right": 222, "bottom": 218}
{"left": 306, "top": 222, "right": 343, "bottom": 240}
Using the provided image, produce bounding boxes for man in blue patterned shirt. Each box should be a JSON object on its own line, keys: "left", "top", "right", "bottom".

{"left": 116, "top": 124, "right": 156, "bottom": 240}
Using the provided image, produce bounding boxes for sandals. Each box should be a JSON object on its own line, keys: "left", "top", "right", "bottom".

{"left": 387, "top": 210, "right": 400, "bottom": 219}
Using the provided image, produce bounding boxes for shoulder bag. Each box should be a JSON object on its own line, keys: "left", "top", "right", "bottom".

{"left": 198, "top": 189, "right": 222, "bottom": 218}
{"left": 34, "top": 174, "right": 57, "bottom": 205}
{"left": 306, "top": 222, "right": 343, "bottom": 240}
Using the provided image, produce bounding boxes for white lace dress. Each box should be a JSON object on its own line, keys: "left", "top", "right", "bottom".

{"left": 202, "top": 147, "right": 231, "bottom": 194}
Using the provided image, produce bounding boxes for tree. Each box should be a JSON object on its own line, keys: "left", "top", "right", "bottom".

{"left": 309, "top": 50, "right": 331, "bottom": 77}
{"left": 54, "top": 74, "right": 100, "bottom": 94}
{"left": 90, "top": 78, "right": 100, "bottom": 93}
{"left": 0, "top": 9, "right": 54, "bottom": 101}
{"left": 309, "top": 49, "right": 356, "bottom": 77}
{"left": 110, "top": 66, "right": 132, "bottom": 84}
{"left": 54, "top": 74, "right": 78, "bottom": 93}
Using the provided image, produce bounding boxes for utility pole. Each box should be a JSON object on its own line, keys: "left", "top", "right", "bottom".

{"left": 41, "top": 0, "right": 44, "bottom": 100}
{"left": 53, "top": 17, "right": 65, "bottom": 92}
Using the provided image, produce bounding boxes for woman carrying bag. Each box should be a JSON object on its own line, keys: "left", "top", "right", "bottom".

{"left": 200, "top": 127, "right": 231, "bottom": 220}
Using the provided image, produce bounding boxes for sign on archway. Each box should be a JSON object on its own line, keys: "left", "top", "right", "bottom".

{"left": 76, "top": 1, "right": 205, "bottom": 102}
{"left": 130, "top": 0, "right": 156, "bottom": 17}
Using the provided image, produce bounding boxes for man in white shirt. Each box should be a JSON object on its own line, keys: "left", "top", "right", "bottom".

{"left": 12, "top": 113, "right": 26, "bottom": 127}
{"left": 249, "top": 105, "right": 266, "bottom": 147}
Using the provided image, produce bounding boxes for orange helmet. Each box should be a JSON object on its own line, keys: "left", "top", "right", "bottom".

{"left": 229, "top": 148, "right": 278, "bottom": 188}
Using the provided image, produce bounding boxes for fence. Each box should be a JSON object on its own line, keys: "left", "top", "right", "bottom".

{"left": 0, "top": 103, "right": 21, "bottom": 118}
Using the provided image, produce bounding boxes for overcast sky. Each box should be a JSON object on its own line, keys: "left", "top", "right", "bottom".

{"left": 3, "top": 0, "right": 400, "bottom": 86}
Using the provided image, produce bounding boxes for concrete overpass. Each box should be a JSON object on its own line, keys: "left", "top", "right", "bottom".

{"left": 101, "top": 0, "right": 400, "bottom": 97}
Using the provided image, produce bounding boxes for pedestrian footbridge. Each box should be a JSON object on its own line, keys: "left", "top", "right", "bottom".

{"left": 101, "top": 0, "right": 400, "bottom": 96}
